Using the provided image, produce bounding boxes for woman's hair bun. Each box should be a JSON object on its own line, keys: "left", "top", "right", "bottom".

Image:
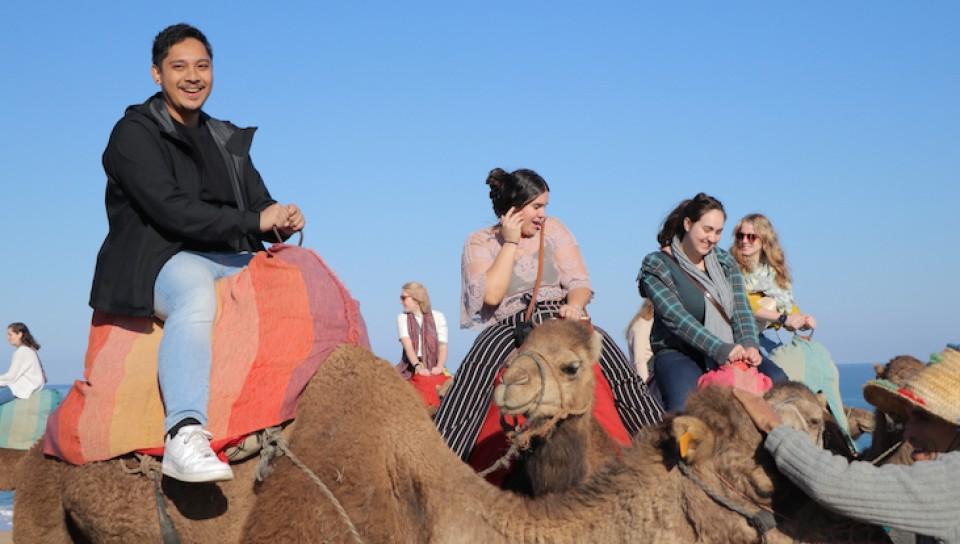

{"left": 484, "top": 167, "right": 549, "bottom": 217}
{"left": 486, "top": 168, "right": 511, "bottom": 204}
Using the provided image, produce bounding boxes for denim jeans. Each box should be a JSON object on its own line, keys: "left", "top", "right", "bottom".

{"left": 653, "top": 349, "right": 788, "bottom": 412}
{"left": 154, "top": 250, "right": 253, "bottom": 432}
{"left": 0, "top": 388, "right": 15, "bottom": 405}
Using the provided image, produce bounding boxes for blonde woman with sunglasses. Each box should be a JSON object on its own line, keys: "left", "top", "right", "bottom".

{"left": 731, "top": 214, "right": 816, "bottom": 338}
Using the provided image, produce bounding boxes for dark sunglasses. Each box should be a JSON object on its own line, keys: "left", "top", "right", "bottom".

{"left": 735, "top": 232, "right": 759, "bottom": 242}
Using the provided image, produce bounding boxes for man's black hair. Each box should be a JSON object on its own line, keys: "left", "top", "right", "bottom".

{"left": 152, "top": 23, "right": 213, "bottom": 67}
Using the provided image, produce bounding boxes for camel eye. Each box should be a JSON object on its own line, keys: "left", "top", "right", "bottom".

{"left": 561, "top": 361, "right": 580, "bottom": 377}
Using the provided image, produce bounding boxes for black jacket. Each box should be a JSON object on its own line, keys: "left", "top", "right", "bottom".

{"left": 90, "top": 94, "right": 276, "bottom": 316}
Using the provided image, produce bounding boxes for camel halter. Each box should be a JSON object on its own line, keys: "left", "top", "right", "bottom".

{"left": 677, "top": 460, "right": 777, "bottom": 543}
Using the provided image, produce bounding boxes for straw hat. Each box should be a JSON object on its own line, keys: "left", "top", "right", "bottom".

{"left": 863, "top": 347, "right": 960, "bottom": 426}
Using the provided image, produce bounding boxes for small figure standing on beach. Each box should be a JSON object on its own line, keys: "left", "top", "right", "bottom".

{"left": 89, "top": 24, "right": 305, "bottom": 483}
{"left": 1, "top": 322, "right": 46, "bottom": 405}
{"left": 638, "top": 193, "right": 787, "bottom": 411}
{"left": 396, "top": 282, "right": 448, "bottom": 378}
{"left": 434, "top": 167, "right": 663, "bottom": 460}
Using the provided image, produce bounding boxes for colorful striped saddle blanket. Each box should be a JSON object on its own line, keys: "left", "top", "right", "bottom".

{"left": 43, "top": 245, "right": 369, "bottom": 465}
{"left": 0, "top": 389, "right": 62, "bottom": 450}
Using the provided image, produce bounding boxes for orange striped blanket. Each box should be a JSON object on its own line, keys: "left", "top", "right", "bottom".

{"left": 43, "top": 245, "right": 369, "bottom": 464}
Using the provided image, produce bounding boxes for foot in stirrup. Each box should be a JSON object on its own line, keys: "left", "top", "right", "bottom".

{"left": 162, "top": 425, "right": 234, "bottom": 483}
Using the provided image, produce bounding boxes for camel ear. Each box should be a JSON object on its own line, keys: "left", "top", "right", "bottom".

{"left": 815, "top": 391, "right": 828, "bottom": 410}
{"left": 874, "top": 364, "right": 885, "bottom": 378}
{"left": 588, "top": 331, "right": 603, "bottom": 363}
{"left": 671, "top": 416, "right": 715, "bottom": 465}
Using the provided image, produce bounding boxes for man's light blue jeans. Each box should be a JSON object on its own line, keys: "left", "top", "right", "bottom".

{"left": 154, "top": 251, "right": 253, "bottom": 432}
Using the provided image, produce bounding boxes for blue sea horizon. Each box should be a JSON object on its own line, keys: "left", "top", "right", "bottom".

{"left": 0, "top": 366, "right": 880, "bottom": 532}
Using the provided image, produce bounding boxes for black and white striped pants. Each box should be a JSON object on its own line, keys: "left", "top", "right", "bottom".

{"left": 434, "top": 300, "right": 665, "bottom": 460}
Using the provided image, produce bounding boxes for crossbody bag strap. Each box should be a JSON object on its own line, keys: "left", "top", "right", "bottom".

{"left": 661, "top": 250, "right": 733, "bottom": 326}
{"left": 524, "top": 223, "right": 547, "bottom": 323}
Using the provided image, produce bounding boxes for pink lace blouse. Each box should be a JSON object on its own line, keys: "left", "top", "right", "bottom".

{"left": 460, "top": 217, "right": 592, "bottom": 329}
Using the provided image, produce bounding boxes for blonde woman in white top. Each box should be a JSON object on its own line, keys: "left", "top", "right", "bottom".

{"left": 2, "top": 322, "right": 46, "bottom": 405}
{"left": 396, "top": 282, "right": 448, "bottom": 379}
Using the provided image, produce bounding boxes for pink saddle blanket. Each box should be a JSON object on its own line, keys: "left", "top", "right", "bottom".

{"left": 43, "top": 245, "right": 369, "bottom": 464}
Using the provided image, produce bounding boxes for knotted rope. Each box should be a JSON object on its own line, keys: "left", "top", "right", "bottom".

{"left": 118, "top": 453, "right": 181, "bottom": 544}
{"left": 258, "top": 427, "right": 364, "bottom": 544}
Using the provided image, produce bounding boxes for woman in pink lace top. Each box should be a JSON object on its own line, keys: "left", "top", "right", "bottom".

{"left": 434, "top": 168, "right": 663, "bottom": 460}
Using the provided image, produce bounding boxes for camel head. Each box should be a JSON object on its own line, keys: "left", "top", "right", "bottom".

{"left": 494, "top": 319, "right": 601, "bottom": 422}
{"left": 874, "top": 354, "right": 924, "bottom": 385}
{"left": 765, "top": 381, "right": 827, "bottom": 448}
{"left": 667, "top": 383, "right": 828, "bottom": 512}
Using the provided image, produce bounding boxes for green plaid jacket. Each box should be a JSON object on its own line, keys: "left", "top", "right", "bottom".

{"left": 637, "top": 248, "right": 759, "bottom": 362}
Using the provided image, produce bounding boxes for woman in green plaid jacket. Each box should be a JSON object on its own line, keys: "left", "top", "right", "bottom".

{"left": 637, "top": 193, "right": 787, "bottom": 411}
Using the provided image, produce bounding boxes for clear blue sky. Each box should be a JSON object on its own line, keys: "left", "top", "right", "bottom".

{"left": 1, "top": 2, "right": 957, "bottom": 384}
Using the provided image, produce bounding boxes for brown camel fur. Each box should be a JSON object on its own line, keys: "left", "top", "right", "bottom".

{"left": 12, "top": 416, "right": 291, "bottom": 542}
{"left": 0, "top": 448, "right": 27, "bottom": 491}
{"left": 243, "top": 345, "right": 889, "bottom": 543}
{"left": 493, "top": 320, "right": 619, "bottom": 496}
{"left": 862, "top": 355, "right": 925, "bottom": 464}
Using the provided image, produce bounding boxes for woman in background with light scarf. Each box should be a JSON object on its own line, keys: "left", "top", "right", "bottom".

{"left": 396, "top": 282, "right": 448, "bottom": 379}
{"left": 638, "top": 193, "right": 787, "bottom": 411}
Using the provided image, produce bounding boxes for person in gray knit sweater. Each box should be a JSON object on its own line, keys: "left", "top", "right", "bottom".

{"left": 735, "top": 346, "right": 960, "bottom": 544}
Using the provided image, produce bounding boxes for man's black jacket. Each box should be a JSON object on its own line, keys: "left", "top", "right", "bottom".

{"left": 90, "top": 94, "right": 276, "bottom": 316}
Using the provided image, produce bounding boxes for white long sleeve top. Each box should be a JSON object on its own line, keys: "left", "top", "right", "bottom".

{"left": 0, "top": 346, "right": 45, "bottom": 399}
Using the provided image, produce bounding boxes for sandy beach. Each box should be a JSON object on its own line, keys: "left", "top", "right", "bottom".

{"left": 0, "top": 531, "right": 11, "bottom": 543}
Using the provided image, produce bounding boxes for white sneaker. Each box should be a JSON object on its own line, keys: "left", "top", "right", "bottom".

{"left": 162, "top": 425, "right": 234, "bottom": 483}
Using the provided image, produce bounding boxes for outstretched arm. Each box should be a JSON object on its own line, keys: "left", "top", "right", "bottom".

{"left": 765, "top": 426, "right": 960, "bottom": 540}
{"left": 735, "top": 389, "right": 960, "bottom": 540}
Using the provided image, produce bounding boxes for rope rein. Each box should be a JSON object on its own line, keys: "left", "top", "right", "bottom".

{"left": 677, "top": 460, "right": 776, "bottom": 543}
{"left": 118, "top": 453, "right": 181, "bottom": 544}
{"left": 258, "top": 427, "right": 364, "bottom": 544}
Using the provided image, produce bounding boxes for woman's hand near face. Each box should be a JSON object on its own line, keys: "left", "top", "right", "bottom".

{"left": 802, "top": 314, "right": 817, "bottom": 330}
{"left": 499, "top": 207, "right": 523, "bottom": 244}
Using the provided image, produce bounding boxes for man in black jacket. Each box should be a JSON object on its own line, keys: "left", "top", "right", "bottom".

{"left": 90, "top": 23, "right": 305, "bottom": 483}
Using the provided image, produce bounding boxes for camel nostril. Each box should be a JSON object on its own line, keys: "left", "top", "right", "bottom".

{"left": 508, "top": 370, "right": 530, "bottom": 386}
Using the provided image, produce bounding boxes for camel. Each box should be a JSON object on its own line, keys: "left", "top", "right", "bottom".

{"left": 492, "top": 319, "right": 620, "bottom": 496}
{"left": 242, "top": 344, "right": 889, "bottom": 543}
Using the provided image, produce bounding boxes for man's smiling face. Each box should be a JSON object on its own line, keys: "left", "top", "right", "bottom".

{"left": 151, "top": 37, "right": 213, "bottom": 124}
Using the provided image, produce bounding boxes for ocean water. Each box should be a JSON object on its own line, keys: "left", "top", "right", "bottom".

{"left": 0, "top": 368, "right": 880, "bottom": 532}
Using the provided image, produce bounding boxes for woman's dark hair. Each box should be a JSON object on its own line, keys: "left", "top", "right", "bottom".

{"left": 656, "top": 192, "right": 726, "bottom": 247}
{"left": 152, "top": 23, "right": 213, "bottom": 68}
{"left": 8, "top": 322, "right": 40, "bottom": 351}
{"left": 485, "top": 168, "right": 550, "bottom": 217}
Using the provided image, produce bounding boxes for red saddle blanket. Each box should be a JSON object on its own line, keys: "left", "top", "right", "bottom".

{"left": 43, "top": 245, "right": 369, "bottom": 465}
{"left": 468, "top": 364, "right": 631, "bottom": 485}
{"left": 409, "top": 374, "right": 451, "bottom": 408}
